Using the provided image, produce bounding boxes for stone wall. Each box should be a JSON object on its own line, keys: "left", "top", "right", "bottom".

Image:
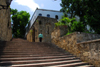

{"left": 26, "top": 28, "right": 35, "bottom": 42}
{"left": 51, "top": 27, "right": 100, "bottom": 67}
{"left": 26, "top": 30, "right": 32, "bottom": 42}
{"left": 76, "top": 40, "right": 100, "bottom": 67}
{"left": 0, "top": 0, "right": 12, "bottom": 41}
{"left": 34, "top": 16, "right": 57, "bottom": 43}
{"left": 27, "top": 16, "right": 57, "bottom": 43}
{"left": 77, "top": 32, "right": 100, "bottom": 43}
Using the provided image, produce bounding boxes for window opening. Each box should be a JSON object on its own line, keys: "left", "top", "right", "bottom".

{"left": 39, "top": 20, "right": 42, "bottom": 25}
{"left": 39, "top": 13, "right": 42, "bottom": 16}
{"left": 55, "top": 15, "right": 58, "bottom": 19}
{"left": 47, "top": 14, "right": 50, "bottom": 18}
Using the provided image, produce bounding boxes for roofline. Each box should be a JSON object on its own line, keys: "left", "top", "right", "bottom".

{"left": 29, "top": 8, "right": 38, "bottom": 23}
{"left": 36, "top": 8, "right": 62, "bottom": 12}
{"left": 29, "top": 8, "right": 62, "bottom": 28}
{"left": 30, "top": 8, "right": 62, "bottom": 20}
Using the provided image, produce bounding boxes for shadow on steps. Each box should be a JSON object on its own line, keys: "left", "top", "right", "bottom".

{"left": 0, "top": 41, "right": 13, "bottom": 66}
{"left": 0, "top": 41, "right": 6, "bottom": 57}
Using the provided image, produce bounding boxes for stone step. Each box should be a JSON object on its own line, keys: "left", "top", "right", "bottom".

{"left": 0, "top": 53, "right": 68, "bottom": 55}
{"left": 0, "top": 53, "right": 71, "bottom": 55}
{"left": 0, "top": 57, "right": 79, "bottom": 65}
{"left": 43, "top": 62, "right": 89, "bottom": 67}
{"left": 1, "top": 46, "right": 59, "bottom": 48}
{"left": 1, "top": 50, "right": 61, "bottom": 52}
{"left": 76, "top": 65, "right": 95, "bottom": 67}
{"left": 0, "top": 55, "right": 75, "bottom": 61}
{"left": 0, "top": 39, "right": 94, "bottom": 67}
{"left": 3, "top": 61, "right": 89, "bottom": 67}
{"left": 0, "top": 54, "right": 73, "bottom": 58}
{"left": 1, "top": 51, "right": 66, "bottom": 53}
{"left": 2, "top": 49, "right": 59, "bottom": 50}
{"left": 0, "top": 51, "right": 62, "bottom": 53}
{"left": 0, "top": 52, "right": 64, "bottom": 54}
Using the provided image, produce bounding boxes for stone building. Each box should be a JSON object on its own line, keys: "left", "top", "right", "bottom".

{"left": 0, "top": 0, "right": 12, "bottom": 41}
{"left": 28, "top": 8, "right": 64, "bottom": 29}
{"left": 26, "top": 8, "right": 81, "bottom": 42}
{"left": 26, "top": 8, "right": 63, "bottom": 42}
{"left": 26, "top": 16, "right": 57, "bottom": 43}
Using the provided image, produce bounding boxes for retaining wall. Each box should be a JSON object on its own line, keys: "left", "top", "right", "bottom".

{"left": 51, "top": 27, "right": 100, "bottom": 67}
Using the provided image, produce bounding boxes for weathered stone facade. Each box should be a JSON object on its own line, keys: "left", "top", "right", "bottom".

{"left": 77, "top": 32, "right": 100, "bottom": 43}
{"left": 0, "top": 0, "right": 12, "bottom": 41}
{"left": 76, "top": 40, "right": 100, "bottom": 67}
{"left": 26, "top": 29, "right": 35, "bottom": 42}
{"left": 27, "top": 16, "right": 57, "bottom": 42}
{"left": 51, "top": 27, "right": 100, "bottom": 67}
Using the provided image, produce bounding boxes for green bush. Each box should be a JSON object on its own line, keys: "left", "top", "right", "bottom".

{"left": 71, "top": 21, "right": 85, "bottom": 32}
{"left": 55, "top": 16, "right": 85, "bottom": 35}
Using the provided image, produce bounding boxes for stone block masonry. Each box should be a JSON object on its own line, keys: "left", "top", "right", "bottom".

{"left": 51, "top": 27, "right": 100, "bottom": 67}
{"left": 77, "top": 32, "right": 100, "bottom": 43}
{"left": 26, "top": 16, "right": 57, "bottom": 43}
{"left": 76, "top": 39, "right": 100, "bottom": 67}
{"left": 0, "top": 0, "right": 12, "bottom": 41}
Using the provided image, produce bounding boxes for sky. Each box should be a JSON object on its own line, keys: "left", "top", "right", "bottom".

{"left": 10, "top": 0, "right": 62, "bottom": 19}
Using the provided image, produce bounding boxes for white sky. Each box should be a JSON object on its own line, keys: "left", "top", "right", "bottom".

{"left": 11, "top": 0, "right": 62, "bottom": 18}
{"left": 14, "top": 0, "right": 40, "bottom": 11}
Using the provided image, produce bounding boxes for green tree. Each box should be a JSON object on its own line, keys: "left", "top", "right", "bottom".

{"left": 60, "top": 0, "right": 100, "bottom": 34}
{"left": 11, "top": 9, "right": 30, "bottom": 38}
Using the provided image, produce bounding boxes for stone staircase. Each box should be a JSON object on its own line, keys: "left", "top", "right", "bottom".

{"left": 0, "top": 38, "right": 94, "bottom": 67}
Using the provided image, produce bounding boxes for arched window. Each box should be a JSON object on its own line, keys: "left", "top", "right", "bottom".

{"left": 55, "top": 15, "right": 58, "bottom": 19}
{"left": 47, "top": 14, "right": 50, "bottom": 18}
{"left": 39, "top": 13, "right": 42, "bottom": 16}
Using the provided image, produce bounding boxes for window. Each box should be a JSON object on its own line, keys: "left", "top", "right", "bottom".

{"left": 39, "top": 20, "right": 42, "bottom": 25}
{"left": 39, "top": 13, "right": 42, "bottom": 16}
{"left": 47, "top": 14, "right": 50, "bottom": 18}
{"left": 55, "top": 15, "right": 58, "bottom": 19}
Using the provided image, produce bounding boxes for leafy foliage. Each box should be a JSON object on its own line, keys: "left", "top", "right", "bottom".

{"left": 60, "top": 0, "right": 100, "bottom": 34}
{"left": 55, "top": 16, "right": 85, "bottom": 34}
{"left": 11, "top": 9, "right": 30, "bottom": 38}
{"left": 71, "top": 21, "right": 84, "bottom": 32}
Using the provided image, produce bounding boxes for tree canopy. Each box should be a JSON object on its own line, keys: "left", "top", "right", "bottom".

{"left": 11, "top": 9, "right": 30, "bottom": 38}
{"left": 60, "top": 0, "right": 100, "bottom": 34}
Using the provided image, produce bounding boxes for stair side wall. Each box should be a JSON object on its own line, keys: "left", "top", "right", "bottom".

{"left": 51, "top": 28, "right": 100, "bottom": 67}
